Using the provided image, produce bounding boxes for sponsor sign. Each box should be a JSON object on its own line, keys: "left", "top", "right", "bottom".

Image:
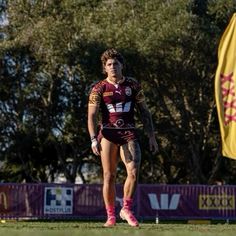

{"left": 0, "top": 184, "right": 236, "bottom": 220}
{"left": 148, "top": 193, "right": 180, "bottom": 210}
{"left": 44, "top": 187, "right": 73, "bottom": 214}
{"left": 199, "top": 194, "right": 235, "bottom": 210}
{"left": 0, "top": 192, "right": 8, "bottom": 211}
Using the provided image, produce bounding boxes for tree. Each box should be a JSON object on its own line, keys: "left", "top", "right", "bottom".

{"left": 1, "top": 0, "right": 236, "bottom": 184}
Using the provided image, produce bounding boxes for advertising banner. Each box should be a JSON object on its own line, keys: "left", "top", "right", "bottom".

{"left": 138, "top": 185, "right": 236, "bottom": 220}
{"left": 0, "top": 186, "right": 10, "bottom": 215}
{"left": 44, "top": 187, "right": 73, "bottom": 215}
{"left": 0, "top": 184, "right": 236, "bottom": 220}
{"left": 0, "top": 184, "right": 42, "bottom": 218}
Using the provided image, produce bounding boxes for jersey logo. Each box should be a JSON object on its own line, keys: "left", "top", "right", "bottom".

{"left": 103, "top": 92, "right": 113, "bottom": 97}
{"left": 106, "top": 102, "right": 131, "bottom": 113}
{"left": 115, "top": 90, "right": 122, "bottom": 95}
{"left": 125, "top": 87, "right": 132, "bottom": 96}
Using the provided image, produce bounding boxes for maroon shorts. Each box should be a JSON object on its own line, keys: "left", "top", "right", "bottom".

{"left": 98, "top": 128, "right": 138, "bottom": 146}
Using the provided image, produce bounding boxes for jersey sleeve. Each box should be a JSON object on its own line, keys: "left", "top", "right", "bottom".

{"left": 88, "top": 82, "right": 103, "bottom": 107}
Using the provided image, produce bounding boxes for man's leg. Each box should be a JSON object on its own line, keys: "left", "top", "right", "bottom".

{"left": 100, "top": 138, "right": 119, "bottom": 227}
{"left": 119, "top": 140, "right": 141, "bottom": 227}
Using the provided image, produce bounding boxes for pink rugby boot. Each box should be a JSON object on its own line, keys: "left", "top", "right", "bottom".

{"left": 120, "top": 198, "right": 139, "bottom": 227}
{"left": 104, "top": 216, "right": 116, "bottom": 227}
{"left": 103, "top": 205, "right": 116, "bottom": 227}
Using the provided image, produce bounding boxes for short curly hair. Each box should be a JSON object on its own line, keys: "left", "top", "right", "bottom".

{"left": 101, "top": 48, "right": 125, "bottom": 74}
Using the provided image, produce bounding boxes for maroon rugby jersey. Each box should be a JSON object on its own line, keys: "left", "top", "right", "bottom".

{"left": 88, "top": 77, "right": 145, "bottom": 129}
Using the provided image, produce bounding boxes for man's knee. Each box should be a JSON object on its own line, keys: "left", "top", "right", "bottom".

{"left": 103, "top": 172, "right": 116, "bottom": 184}
{"left": 127, "top": 167, "right": 139, "bottom": 181}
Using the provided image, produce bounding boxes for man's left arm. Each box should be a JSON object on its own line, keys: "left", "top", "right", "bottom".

{"left": 137, "top": 101, "right": 158, "bottom": 154}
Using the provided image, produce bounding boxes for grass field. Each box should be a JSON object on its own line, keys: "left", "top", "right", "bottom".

{"left": 0, "top": 220, "right": 236, "bottom": 236}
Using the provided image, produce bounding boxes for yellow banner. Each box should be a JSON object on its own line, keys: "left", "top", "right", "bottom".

{"left": 215, "top": 13, "right": 236, "bottom": 159}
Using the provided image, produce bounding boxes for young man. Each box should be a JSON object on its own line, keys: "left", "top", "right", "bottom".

{"left": 87, "top": 48, "right": 158, "bottom": 227}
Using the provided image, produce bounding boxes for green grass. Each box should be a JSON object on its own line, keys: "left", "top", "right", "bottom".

{"left": 0, "top": 221, "right": 236, "bottom": 236}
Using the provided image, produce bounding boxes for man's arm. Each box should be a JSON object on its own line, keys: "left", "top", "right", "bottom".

{"left": 137, "top": 101, "right": 155, "bottom": 137}
{"left": 137, "top": 101, "right": 158, "bottom": 154}
{"left": 88, "top": 105, "right": 100, "bottom": 156}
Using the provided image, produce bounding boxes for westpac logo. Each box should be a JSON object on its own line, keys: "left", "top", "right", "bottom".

{"left": 199, "top": 195, "right": 235, "bottom": 210}
{"left": 106, "top": 102, "right": 131, "bottom": 113}
{"left": 44, "top": 187, "right": 73, "bottom": 214}
{"left": 148, "top": 193, "right": 180, "bottom": 210}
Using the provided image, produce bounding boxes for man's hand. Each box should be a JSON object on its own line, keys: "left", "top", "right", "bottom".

{"left": 149, "top": 136, "right": 158, "bottom": 154}
{"left": 91, "top": 139, "right": 100, "bottom": 156}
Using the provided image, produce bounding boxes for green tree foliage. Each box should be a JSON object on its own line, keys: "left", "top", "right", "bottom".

{"left": 1, "top": 0, "right": 236, "bottom": 184}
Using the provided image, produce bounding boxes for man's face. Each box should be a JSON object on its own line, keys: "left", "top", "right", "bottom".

{"left": 104, "top": 58, "right": 123, "bottom": 78}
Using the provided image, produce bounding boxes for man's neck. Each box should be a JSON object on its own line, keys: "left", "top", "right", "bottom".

{"left": 107, "top": 76, "right": 124, "bottom": 85}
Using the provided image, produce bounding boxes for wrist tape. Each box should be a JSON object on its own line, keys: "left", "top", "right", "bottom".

{"left": 91, "top": 138, "right": 98, "bottom": 148}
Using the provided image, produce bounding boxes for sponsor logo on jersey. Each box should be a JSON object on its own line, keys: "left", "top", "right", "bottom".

{"left": 106, "top": 102, "right": 131, "bottom": 113}
{"left": 114, "top": 119, "right": 124, "bottom": 127}
{"left": 103, "top": 92, "right": 113, "bottom": 97}
{"left": 115, "top": 90, "right": 122, "bottom": 95}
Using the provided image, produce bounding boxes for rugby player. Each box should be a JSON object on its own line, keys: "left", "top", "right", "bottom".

{"left": 88, "top": 48, "right": 158, "bottom": 227}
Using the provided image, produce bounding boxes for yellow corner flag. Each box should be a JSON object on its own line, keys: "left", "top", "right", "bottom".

{"left": 215, "top": 13, "right": 236, "bottom": 159}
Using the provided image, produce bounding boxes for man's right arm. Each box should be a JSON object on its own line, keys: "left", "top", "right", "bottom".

{"left": 88, "top": 105, "right": 99, "bottom": 139}
{"left": 88, "top": 105, "right": 100, "bottom": 156}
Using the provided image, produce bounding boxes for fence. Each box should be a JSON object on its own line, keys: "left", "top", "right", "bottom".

{"left": 0, "top": 183, "right": 235, "bottom": 220}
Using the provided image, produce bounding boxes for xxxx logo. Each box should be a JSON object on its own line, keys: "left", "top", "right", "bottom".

{"left": 199, "top": 195, "right": 235, "bottom": 210}
{"left": 220, "top": 72, "right": 236, "bottom": 125}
